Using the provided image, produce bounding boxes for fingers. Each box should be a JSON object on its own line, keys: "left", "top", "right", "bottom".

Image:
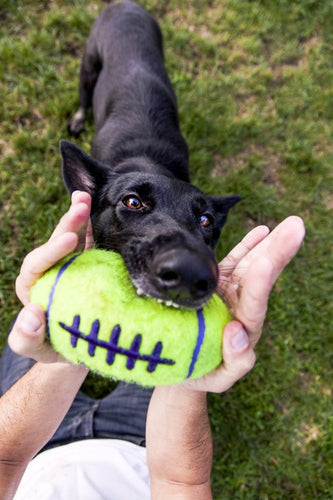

{"left": 16, "top": 232, "right": 79, "bottom": 305}
{"left": 217, "top": 216, "right": 305, "bottom": 334}
{"left": 257, "top": 216, "right": 305, "bottom": 282}
{"left": 84, "top": 218, "right": 95, "bottom": 251}
{"left": 8, "top": 304, "right": 62, "bottom": 363}
{"left": 218, "top": 225, "right": 270, "bottom": 280}
{"left": 233, "top": 255, "right": 274, "bottom": 345}
{"left": 16, "top": 191, "right": 93, "bottom": 305}
{"left": 234, "top": 217, "right": 305, "bottom": 346}
{"left": 51, "top": 191, "right": 91, "bottom": 246}
{"left": 218, "top": 216, "right": 305, "bottom": 285}
{"left": 217, "top": 225, "right": 270, "bottom": 309}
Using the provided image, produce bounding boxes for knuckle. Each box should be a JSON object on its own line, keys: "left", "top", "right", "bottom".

{"left": 244, "top": 349, "right": 256, "bottom": 372}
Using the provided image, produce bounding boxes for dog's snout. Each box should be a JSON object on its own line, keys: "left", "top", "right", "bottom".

{"left": 152, "top": 248, "right": 218, "bottom": 304}
{"left": 158, "top": 268, "right": 211, "bottom": 298}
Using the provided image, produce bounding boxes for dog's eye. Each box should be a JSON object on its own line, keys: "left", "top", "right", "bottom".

{"left": 200, "top": 214, "right": 212, "bottom": 227}
{"left": 123, "top": 195, "right": 143, "bottom": 210}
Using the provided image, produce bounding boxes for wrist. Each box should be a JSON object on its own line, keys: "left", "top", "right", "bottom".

{"left": 150, "top": 477, "right": 212, "bottom": 500}
{"left": 147, "top": 385, "right": 212, "bottom": 492}
{"left": 38, "top": 359, "right": 89, "bottom": 378}
{"left": 155, "top": 384, "right": 207, "bottom": 405}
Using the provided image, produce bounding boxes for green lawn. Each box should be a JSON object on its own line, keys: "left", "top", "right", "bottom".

{"left": 1, "top": 0, "right": 332, "bottom": 498}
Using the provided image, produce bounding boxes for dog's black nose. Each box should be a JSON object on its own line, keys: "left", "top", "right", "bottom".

{"left": 152, "top": 248, "right": 218, "bottom": 304}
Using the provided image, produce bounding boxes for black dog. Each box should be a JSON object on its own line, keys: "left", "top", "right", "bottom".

{"left": 62, "top": 0, "right": 240, "bottom": 309}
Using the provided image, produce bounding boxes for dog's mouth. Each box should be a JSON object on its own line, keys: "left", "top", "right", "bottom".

{"left": 135, "top": 286, "right": 183, "bottom": 308}
{"left": 130, "top": 272, "right": 217, "bottom": 311}
{"left": 122, "top": 240, "right": 219, "bottom": 310}
{"left": 134, "top": 284, "right": 213, "bottom": 310}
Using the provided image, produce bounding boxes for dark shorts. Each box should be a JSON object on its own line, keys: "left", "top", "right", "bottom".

{"left": 0, "top": 339, "right": 153, "bottom": 451}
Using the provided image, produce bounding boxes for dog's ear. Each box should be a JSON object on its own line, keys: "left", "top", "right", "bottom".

{"left": 208, "top": 195, "right": 241, "bottom": 247}
{"left": 60, "top": 140, "right": 110, "bottom": 196}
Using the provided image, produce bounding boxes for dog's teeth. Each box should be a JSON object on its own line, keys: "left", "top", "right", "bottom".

{"left": 155, "top": 297, "right": 181, "bottom": 308}
{"left": 136, "top": 288, "right": 144, "bottom": 296}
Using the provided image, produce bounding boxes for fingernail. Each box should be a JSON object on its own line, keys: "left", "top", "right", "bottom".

{"left": 231, "top": 328, "right": 249, "bottom": 351}
{"left": 19, "top": 309, "right": 42, "bottom": 334}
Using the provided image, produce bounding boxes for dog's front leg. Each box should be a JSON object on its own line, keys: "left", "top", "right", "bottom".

{"left": 69, "top": 34, "right": 101, "bottom": 138}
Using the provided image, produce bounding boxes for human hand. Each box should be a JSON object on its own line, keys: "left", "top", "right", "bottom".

{"left": 16, "top": 191, "right": 93, "bottom": 305}
{"left": 182, "top": 216, "right": 305, "bottom": 393}
{"left": 8, "top": 191, "right": 93, "bottom": 363}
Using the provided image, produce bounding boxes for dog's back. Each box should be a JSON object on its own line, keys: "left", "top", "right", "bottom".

{"left": 71, "top": 0, "right": 190, "bottom": 181}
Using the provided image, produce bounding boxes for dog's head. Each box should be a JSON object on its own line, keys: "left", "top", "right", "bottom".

{"left": 60, "top": 140, "right": 240, "bottom": 309}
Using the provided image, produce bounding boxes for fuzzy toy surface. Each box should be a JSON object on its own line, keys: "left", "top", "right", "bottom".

{"left": 30, "top": 250, "right": 231, "bottom": 386}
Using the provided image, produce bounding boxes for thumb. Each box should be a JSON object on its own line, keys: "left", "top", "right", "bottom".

{"left": 208, "top": 321, "right": 256, "bottom": 392}
{"left": 182, "top": 321, "right": 256, "bottom": 393}
{"left": 222, "top": 321, "right": 256, "bottom": 379}
{"left": 200, "top": 321, "right": 256, "bottom": 393}
{"left": 8, "top": 304, "right": 61, "bottom": 363}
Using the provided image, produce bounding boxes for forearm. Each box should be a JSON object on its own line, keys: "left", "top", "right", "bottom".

{"left": 0, "top": 360, "right": 88, "bottom": 499}
{"left": 146, "top": 385, "right": 213, "bottom": 500}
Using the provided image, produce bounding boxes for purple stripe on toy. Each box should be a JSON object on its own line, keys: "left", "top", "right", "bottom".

{"left": 147, "top": 342, "right": 163, "bottom": 373}
{"left": 87, "top": 319, "right": 100, "bottom": 357}
{"left": 186, "top": 309, "right": 205, "bottom": 378}
{"left": 59, "top": 316, "right": 175, "bottom": 372}
{"left": 46, "top": 254, "right": 80, "bottom": 337}
{"left": 106, "top": 325, "right": 121, "bottom": 365}
{"left": 70, "top": 315, "right": 81, "bottom": 348}
{"left": 126, "top": 334, "right": 142, "bottom": 370}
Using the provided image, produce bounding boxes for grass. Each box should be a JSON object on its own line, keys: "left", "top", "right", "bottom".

{"left": 1, "top": 0, "right": 332, "bottom": 497}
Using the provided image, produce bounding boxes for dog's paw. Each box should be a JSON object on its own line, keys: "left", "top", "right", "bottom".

{"left": 68, "top": 108, "right": 86, "bottom": 138}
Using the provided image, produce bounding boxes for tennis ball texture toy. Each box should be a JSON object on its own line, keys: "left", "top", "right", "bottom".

{"left": 31, "top": 250, "right": 231, "bottom": 386}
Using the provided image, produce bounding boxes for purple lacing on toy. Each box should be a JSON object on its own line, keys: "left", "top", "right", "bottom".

{"left": 59, "top": 315, "right": 175, "bottom": 373}
{"left": 186, "top": 309, "right": 206, "bottom": 378}
{"left": 46, "top": 254, "right": 80, "bottom": 337}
